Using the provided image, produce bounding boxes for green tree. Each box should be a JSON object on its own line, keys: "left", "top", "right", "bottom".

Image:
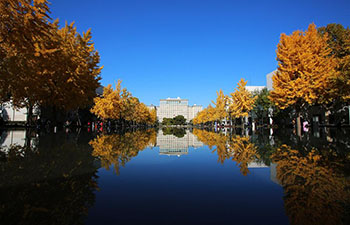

{"left": 162, "top": 118, "right": 173, "bottom": 126}
{"left": 252, "top": 88, "right": 276, "bottom": 125}
{"left": 173, "top": 115, "right": 186, "bottom": 125}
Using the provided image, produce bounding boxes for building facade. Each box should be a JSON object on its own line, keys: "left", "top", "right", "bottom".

{"left": 148, "top": 97, "right": 202, "bottom": 122}
{"left": 266, "top": 70, "right": 275, "bottom": 90}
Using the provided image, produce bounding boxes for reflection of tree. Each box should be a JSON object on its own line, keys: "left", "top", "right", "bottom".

{"left": 193, "top": 129, "right": 227, "bottom": 150}
{"left": 272, "top": 145, "right": 350, "bottom": 225}
{"left": 90, "top": 129, "right": 157, "bottom": 175}
{"left": 162, "top": 127, "right": 186, "bottom": 138}
{"left": 193, "top": 129, "right": 229, "bottom": 163}
{"left": 193, "top": 129, "right": 258, "bottom": 176}
{"left": 228, "top": 136, "right": 258, "bottom": 176}
{"left": 0, "top": 133, "right": 98, "bottom": 225}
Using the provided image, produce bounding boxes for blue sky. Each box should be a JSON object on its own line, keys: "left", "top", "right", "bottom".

{"left": 49, "top": 0, "right": 350, "bottom": 107}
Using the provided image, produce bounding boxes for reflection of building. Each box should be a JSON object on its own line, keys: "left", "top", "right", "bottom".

{"left": 0, "top": 130, "right": 27, "bottom": 155}
{"left": 156, "top": 130, "right": 203, "bottom": 156}
{"left": 0, "top": 129, "right": 39, "bottom": 156}
{"left": 0, "top": 130, "right": 26, "bottom": 148}
{"left": 148, "top": 97, "right": 202, "bottom": 122}
{"left": 247, "top": 162, "right": 268, "bottom": 168}
{"left": 269, "top": 163, "right": 281, "bottom": 185}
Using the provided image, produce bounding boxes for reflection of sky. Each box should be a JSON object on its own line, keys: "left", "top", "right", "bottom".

{"left": 91, "top": 141, "right": 287, "bottom": 225}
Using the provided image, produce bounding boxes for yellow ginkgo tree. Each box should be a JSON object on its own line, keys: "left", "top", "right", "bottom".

{"left": 269, "top": 23, "right": 337, "bottom": 129}
{"left": 229, "top": 78, "right": 257, "bottom": 126}
{"left": 91, "top": 80, "right": 156, "bottom": 125}
{"left": 0, "top": 1, "right": 102, "bottom": 124}
{"left": 193, "top": 104, "right": 216, "bottom": 125}
{"left": 211, "top": 89, "right": 228, "bottom": 127}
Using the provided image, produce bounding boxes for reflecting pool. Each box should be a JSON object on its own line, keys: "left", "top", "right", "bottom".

{"left": 1, "top": 127, "right": 349, "bottom": 225}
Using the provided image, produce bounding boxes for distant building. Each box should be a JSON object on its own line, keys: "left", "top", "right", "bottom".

{"left": 245, "top": 86, "right": 266, "bottom": 93}
{"left": 0, "top": 102, "right": 30, "bottom": 123}
{"left": 148, "top": 97, "right": 202, "bottom": 122}
{"left": 266, "top": 70, "right": 276, "bottom": 90}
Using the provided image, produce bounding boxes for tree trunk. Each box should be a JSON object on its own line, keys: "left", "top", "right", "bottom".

{"left": 76, "top": 109, "right": 81, "bottom": 127}
{"left": 52, "top": 106, "right": 58, "bottom": 127}
{"left": 296, "top": 112, "right": 302, "bottom": 138}
{"left": 26, "top": 102, "right": 33, "bottom": 127}
{"left": 25, "top": 129, "right": 30, "bottom": 147}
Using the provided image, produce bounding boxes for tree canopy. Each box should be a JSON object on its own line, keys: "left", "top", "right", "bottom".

{"left": 269, "top": 24, "right": 337, "bottom": 110}
{"left": 91, "top": 81, "right": 156, "bottom": 125}
{"left": 193, "top": 79, "right": 257, "bottom": 125}
{"left": 229, "top": 78, "right": 257, "bottom": 119}
{"left": 0, "top": 0, "right": 102, "bottom": 123}
{"left": 318, "top": 23, "right": 350, "bottom": 104}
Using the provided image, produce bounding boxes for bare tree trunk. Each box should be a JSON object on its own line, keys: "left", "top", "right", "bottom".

{"left": 296, "top": 112, "right": 302, "bottom": 138}
{"left": 26, "top": 102, "right": 33, "bottom": 127}
{"left": 76, "top": 109, "right": 82, "bottom": 127}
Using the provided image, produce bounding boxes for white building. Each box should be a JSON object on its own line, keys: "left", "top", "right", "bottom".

{"left": 0, "top": 101, "right": 40, "bottom": 123}
{"left": 266, "top": 70, "right": 276, "bottom": 90}
{"left": 245, "top": 86, "right": 266, "bottom": 93}
{"left": 0, "top": 102, "right": 28, "bottom": 122}
{"left": 148, "top": 97, "right": 202, "bottom": 122}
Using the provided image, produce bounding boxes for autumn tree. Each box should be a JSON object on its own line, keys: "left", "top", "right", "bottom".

{"left": 0, "top": 0, "right": 52, "bottom": 121}
{"left": 149, "top": 108, "right": 157, "bottom": 124}
{"left": 91, "top": 81, "right": 126, "bottom": 121}
{"left": 0, "top": 0, "right": 51, "bottom": 82}
{"left": 193, "top": 80, "right": 256, "bottom": 127}
{"left": 0, "top": 1, "right": 102, "bottom": 124}
{"left": 0, "top": 0, "right": 50, "bottom": 47}
{"left": 211, "top": 89, "right": 228, "bottom": 126}
{"left": 269, "top": 24, "right": 337, "bottom": 127}
{"left": 133, "top": 102, "right": 155, "bottom": 125}
{"left": 229, "top": 78, "right": 257, "bottom": 125}
{"left": 91, "top": 80, "right": 156, "bottom": 125}
{"left": 318, "top": 24, "right": 350, "bottom": 121}
{"left": 38, "top": 22, "right": 101, "bottom": 116}
{"left": 193, "top": 104, "right": 216, "bottom": 125}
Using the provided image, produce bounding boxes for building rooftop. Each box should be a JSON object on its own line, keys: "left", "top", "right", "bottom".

{"left": 160, "top": 98, "right": 189, "bottom": 101}
{"left": 245, "top": 86, "right": 266, "bottom": 93}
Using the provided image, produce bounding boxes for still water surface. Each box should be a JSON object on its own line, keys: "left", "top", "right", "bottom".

{"left": 1, "top": 128, "right": 349, "bottom": 225}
